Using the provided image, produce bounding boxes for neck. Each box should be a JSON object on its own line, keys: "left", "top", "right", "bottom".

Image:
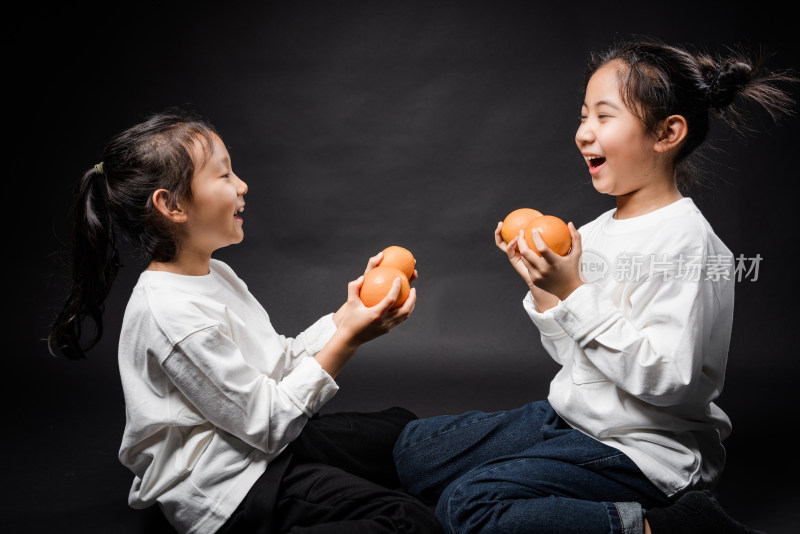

{"left": 614, "top": 178, "right": 684, "bottom": 220}
{"left": 148, "top": 249, "right": 212, "bottom": 276}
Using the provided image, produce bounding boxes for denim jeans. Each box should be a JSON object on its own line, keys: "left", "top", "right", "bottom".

{"left": 393, "top": 400, "right": 671, "bottom": 534}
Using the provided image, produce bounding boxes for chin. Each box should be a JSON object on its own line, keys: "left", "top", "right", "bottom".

{"left": 591, "top": 181, "right": 613, "bottom": 195}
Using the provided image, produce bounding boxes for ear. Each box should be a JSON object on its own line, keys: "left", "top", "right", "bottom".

{"left": 151, "top": 189, "right": 188, "bottom": 223}
{"left": 654, "top": 115, "right": 688, "bottom": 153}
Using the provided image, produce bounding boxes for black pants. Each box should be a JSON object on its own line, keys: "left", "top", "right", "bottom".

{"left": 217, "top": 407, "right": 442, "bottom": 534}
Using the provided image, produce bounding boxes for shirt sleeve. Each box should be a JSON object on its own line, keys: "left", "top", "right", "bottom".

{"left": 277, "top": 313, "right": 338, "bottom": 361}
{"left": 552, "top": 272, "right": 719, "bottom": 406}
{"left": 161, "top": 326, "right": 339, "bottom": 454}
{"left": 522, "top": 291, "right": 570, "bottom": 365}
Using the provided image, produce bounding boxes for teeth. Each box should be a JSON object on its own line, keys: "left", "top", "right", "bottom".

{"left": 584, "top": 155, "right": 604, "bottom": 162}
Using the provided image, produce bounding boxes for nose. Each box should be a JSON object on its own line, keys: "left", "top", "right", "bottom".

{"left": 575, "top": 120, "right": 593, "bottom": 147}
{"left": 237, "top": 175, "right": 248, "bottom": 196}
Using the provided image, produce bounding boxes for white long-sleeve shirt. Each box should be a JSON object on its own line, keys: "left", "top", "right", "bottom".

{"left": 117, "top": 259, "right": 339, "bottom": 534}
{"left": 525, "top": 198, "right": 734, "bottom": 496}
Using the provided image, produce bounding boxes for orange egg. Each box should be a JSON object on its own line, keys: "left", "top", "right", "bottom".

{"left": 501, "top": 208, "right": 543, "bottom": 244}
{"left": 360, "top": 266, "right": 411, "bottom": 308}
{"left": 381, "top": 246, "right": 416, "bottom": 280}
{"left": 523, "top": 215, "right": 572, "bottom": 256}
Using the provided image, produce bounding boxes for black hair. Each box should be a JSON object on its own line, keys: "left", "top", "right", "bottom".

{"left": 48, "top": 108, "right": 219, "bottom": 359}
{"left": 583, "top": 36, "right": 797, "bottom": 192}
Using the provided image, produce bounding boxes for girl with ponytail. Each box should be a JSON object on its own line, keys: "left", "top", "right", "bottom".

{"left": 49, "top": 111, "right": 202, "bottom": 360}
{"left": 48, "top": 108, "right": 440, "bottom": 533}
{"left": 394, "top": 37, "right": 796, "bottom": 534}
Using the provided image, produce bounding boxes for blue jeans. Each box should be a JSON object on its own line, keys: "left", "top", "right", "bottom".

{"left": 393, "top": 400, "right": 671, "bottom": 534}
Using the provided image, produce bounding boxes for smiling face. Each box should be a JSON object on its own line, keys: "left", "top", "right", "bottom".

{"left": 575, "top": 61, "right": 663, "bottom": 197}
{"left": 180, "top": 133, "right": 248, "bottom": 257}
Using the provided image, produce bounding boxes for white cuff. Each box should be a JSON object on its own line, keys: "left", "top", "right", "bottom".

{"left": 523, "top": 291, "right": 567, "bottom": 339}
{"left": 553, "top": 283, "right": 618, "bottom": 344}
{"left": 296, "top": 313, "right": 338, "bottom": 355}
{"left": 280, "top": 356, "right": 339, "bottom": 416}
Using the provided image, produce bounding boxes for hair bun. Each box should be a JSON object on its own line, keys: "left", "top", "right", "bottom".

{"left": 709, "top": 61, "right": 752, "bottom": 109}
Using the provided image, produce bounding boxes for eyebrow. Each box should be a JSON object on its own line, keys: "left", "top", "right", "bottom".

{"left": 216, "top": 156, "right": 231, "bottom": 169}
{"left": 583, "top": 99, "right": 621, "bottom": 110}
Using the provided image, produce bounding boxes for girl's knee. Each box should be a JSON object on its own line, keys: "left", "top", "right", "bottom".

{"left": 392, "top": 410, "right": 496, "bottom": 463}
{"left": 434, "top": 477, "right": 496, "bottom": 534}
{"left": 392, "top": 416, "right": 447, "bottom": 470}
{"left": 434, "top": 465, "right": 549, "bottom": 534}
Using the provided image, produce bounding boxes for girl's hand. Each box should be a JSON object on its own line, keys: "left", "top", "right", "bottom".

{"left": 495, "top": 222, "right": 560, "bottom": 311}
{"left": 337, "top": 274, "right": 417, "bottom": 346}
{"left": 516, "top": 222, "right": 584, "bottom": 301}
{"left": 333, "top": 251, "right": 418, "bottom": 327}
{"left": 494, "top": 222, "right": 533, "bottom": 286}
{"left": 317, "top": 252, "right": 418, "bottom": 379}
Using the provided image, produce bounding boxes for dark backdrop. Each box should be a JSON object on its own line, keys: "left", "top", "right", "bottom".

{"left": 8, "top": 2, "right": 799, "bottom": 532}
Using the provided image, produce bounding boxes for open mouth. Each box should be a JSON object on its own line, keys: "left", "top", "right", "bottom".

{"left": 587, "top": 156, "right": 606, "bottom": 170}
{"left": 234, "top": 207, "right": 244, "bottom": 221}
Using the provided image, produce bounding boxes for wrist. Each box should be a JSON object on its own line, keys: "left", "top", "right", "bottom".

{"left": 526, "top": 284, "right": 555, "bottom": 311}
{"left": 554, "top": 281, "right": 584, "bottom": 301}
{"left": 315, "top": 329, "right": 360, "bottom": 379}
{"left": 332, "top": 302, "right": 347, "bottom": 327}
{"left": 331, "top": 326, "right": 362, "bottom": 351}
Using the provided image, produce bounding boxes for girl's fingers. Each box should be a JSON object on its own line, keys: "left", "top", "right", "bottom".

{"left": 348, "top": 276, "right": 364, "bottom": 301}
{"left": 386, "top": 284, "right": 416, "bottom": 315}
{"left": 494, "top": 222, "right": 507, "bottom": 248}
{"left": 375, "top": 277, "right": 402, "bottom": 311}
{"left": 397, "top": 287, "right": 416, "bottom": 315}
{"left": 530, "top": 229, "right": 559, "bottom": 262}
{"left": 506, "top": 236, "right": 519, "bottom": 259}
{"left": 516, "top": 233, "right": 535, "bottom": 266}
{"left": 518, "top": 250, "right": 535, "bottom": 273}
{"left": 567, "top": 222, "right": 582, "bottom": 255}
{"left": 518, "top": 229, "right": 557, "bottom": 265}
{"left": 364, "top": 252, "right": 384, "bottom": 274}
{"left": 517, "top": 230, "right": 538, "bottom": 263}
{"left": 384, "top": 288, "right": 416, "bottom": 327}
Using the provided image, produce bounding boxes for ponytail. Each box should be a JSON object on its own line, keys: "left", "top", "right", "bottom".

{"left": 48, "top": 165, "right": 121, "bottom": 360}
{"left": 700, "top": 49, "right": 796, "bottom": 133}
{"left": 48, "top": 107, "right": 219, "bottom": 359}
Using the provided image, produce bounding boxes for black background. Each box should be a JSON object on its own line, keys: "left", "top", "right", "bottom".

{"left": 8, "top": 1, "right": 799, "bottom": 532}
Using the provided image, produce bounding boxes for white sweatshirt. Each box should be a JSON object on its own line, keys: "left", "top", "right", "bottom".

{"left": 117, "top": 259, "right": 339, "bottom": 534}
{"left": 525, "top": 198, "right": 734, "bottom": 496}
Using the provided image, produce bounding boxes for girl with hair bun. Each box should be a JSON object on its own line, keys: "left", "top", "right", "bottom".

{"left": 394, "top": 36, "right": 796, "bottom": 534}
